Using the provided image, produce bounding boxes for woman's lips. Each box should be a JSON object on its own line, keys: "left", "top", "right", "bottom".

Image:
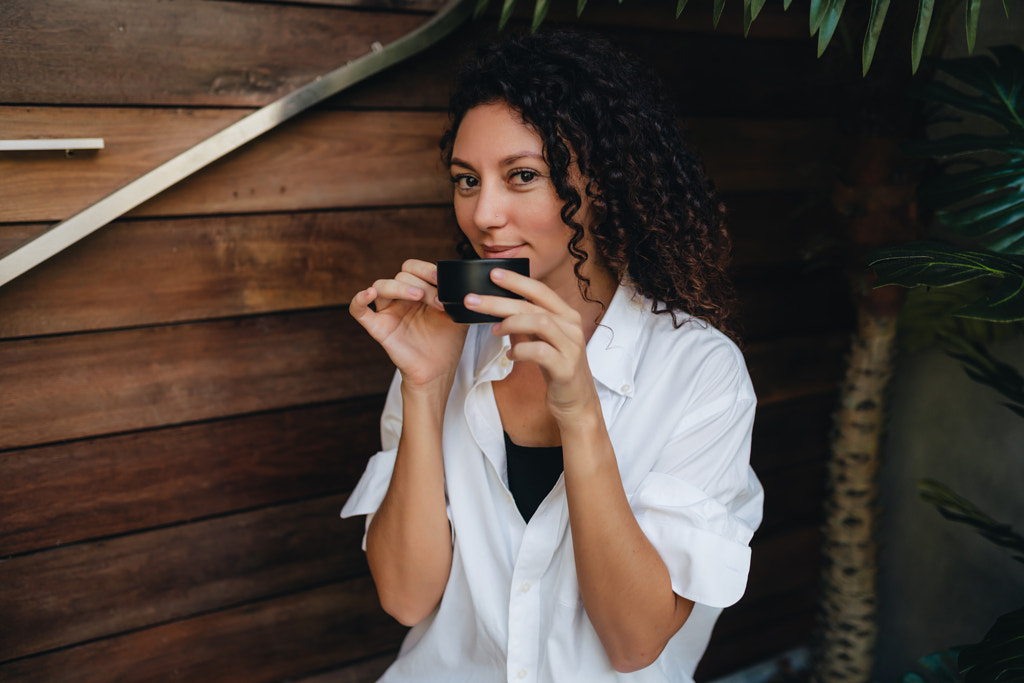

{"left": 482, "top": 244, "right": 524, "bottom": 258}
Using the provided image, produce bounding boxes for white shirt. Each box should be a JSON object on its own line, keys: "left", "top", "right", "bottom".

{"left": 341, "top": 284, "right": 763, "bottom": 683}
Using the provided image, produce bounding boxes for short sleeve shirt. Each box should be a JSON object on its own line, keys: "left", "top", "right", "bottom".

{"left": 341, "top": 283, "right": 764, "bottom": 683}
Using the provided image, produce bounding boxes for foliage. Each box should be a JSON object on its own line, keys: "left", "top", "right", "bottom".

{"left": 958, "top": 606, "right": 1024, "bottom": 683}
{"left": 901, "top": 649, "right": 965, "bottom": 682}
{"left": 946, "top": 337, "right": 1024, "bottom": 418}
{"left": 473, "top": 0, "right": 1010, "bottom": 75}
{"left": 918, "top": 479, "right": 1024, "bottom": 564}
{"left": 869, "top": 45, "right": 1024, "bottom": 321}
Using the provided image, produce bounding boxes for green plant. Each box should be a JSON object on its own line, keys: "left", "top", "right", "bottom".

{"left": 474, "top": 0, "right": 1010, "bottom": 74}
{"left": 870, "top": 45, "right": 1024, "bottom": 322}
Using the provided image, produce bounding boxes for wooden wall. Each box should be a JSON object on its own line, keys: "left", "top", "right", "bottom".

{"left": 0, "top": 0, "right": 853, "bottom": 680}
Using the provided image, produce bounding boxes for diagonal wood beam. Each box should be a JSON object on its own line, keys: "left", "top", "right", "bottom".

{"left": 0, "top": 0, "right": 474, "bottom": 288}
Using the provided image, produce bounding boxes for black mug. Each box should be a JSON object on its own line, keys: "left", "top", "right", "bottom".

{"left": 436, "top": 258, "right": 530, "bottom": 324}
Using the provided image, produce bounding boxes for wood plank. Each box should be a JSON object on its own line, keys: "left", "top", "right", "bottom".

{"left": 292, "top": 653, "right": 397, "bottom": 683}
{"left": 0, "top": 0, "right": 427, "bottom": 107}
{"left": 725, "top": 190, "right": 839, "bottom": 269}
{"left": 0, "top": 397, "right": 385, "bottom": 556}
{"left": 0, "top": 106, "right": 837, "bottom": 224}
{"left": 736, "top": 267, "right": 854, "bottom": 343}
{"left": 757, "top": 461, "right": 826, "bottom": 537}
{"left": 0, "top": 495, "right": 369, "bottom": 661}
{"left": 746, "top": 331, "right": 849, "bottom": 406}
{"left": 0, "top": 208, "right": 459, "bottom": 339}
{"left": 751, "top": 392, "right": 836, "bottom": 474}
{"left": 0, "top": 577, "right": 407, "bottom": 682}
{"left": 0, "top": 309, "right": 393, "bottom": 451}
{"left": 0, "top": 209, "right": 851, "bottom": 341}
{"left": 0, "top": 107, "right": 452, "bottom": 224}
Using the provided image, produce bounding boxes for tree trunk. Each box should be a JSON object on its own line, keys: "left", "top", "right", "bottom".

{"left": 811, "top": 293, "right": 900, "bottom": 683}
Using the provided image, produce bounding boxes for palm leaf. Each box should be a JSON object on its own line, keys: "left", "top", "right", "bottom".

{"left": 945, "top": 338, "right": 1024, "bottom": 416}
{"left": 911, "top": 0, "right": 936, "bottom": 74}
{"left": 817, "top": 0, "right": 847, "bottom": 57}
{"left": 531, "top": 0, "right": 550, "bottom": 31}
{"left": 918, "top": 479, "right": 1024, "bottom": 563}
{"left": 902, "top": 649, "right": 965, "bottom": 682}
{"left": 959, "top": 606, "right": 1024, "bottom": 683}
{"left": 742, "top": 0, "right": 769, "bottom": 36}
{"left": 862, "top": 0, "right": 891, "bottom": 76}
{"left": 809, "top": 0, "right": 829, "bottom": 35}
{"left": 713, "top": 0, "right": 727, "bottom": 28}
{"left": 498, "top": 0, "right": 516, "bottom": 29}
{"left": 578, "top": 0, "right": 588, "bottom": 16}
{"left": 868, "top": 241, "right": 1024, "bottom": 321}
{"left": 965, "top": 0, "right": 982, "bottom": 54}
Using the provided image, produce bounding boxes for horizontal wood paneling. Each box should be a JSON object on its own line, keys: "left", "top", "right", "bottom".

{"left": 0, "top": 577, "right": 406, "bottom": 682}
{"left": 0, "top": 106, "right": 837, "bottom": 224}
{"left": 751, "top": 392, "right": 837, "bottom": 473}
{"left": 0, "top": 108, "right": 452, "bottom": 224}
{"left": 0, "top": 320, "right": 844, "bottom": 452}
{"left": 0, "top": 310, "right": 392, "bottom": 451}
{"left": 0, "top": 398, "right": 384, "bottom": 556}
{"left": 0, "top": 209, "right": 458, "bottom": 339}
{"left": 0, "top": 495, "right": 366, "bottom": 661}
{"left": 0, "top": 0, "right": 427, "bottom": 107}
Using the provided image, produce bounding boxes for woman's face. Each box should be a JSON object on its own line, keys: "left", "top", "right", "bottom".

{"left": 449, "top": 101, "right": 596, "bottom": 299}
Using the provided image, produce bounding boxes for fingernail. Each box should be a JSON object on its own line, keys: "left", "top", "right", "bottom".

{"left": 490, "top": 268, "right": 506, "bottom": 280}
{"left": 465, "top": 294, "right": 481, "bottom": 306}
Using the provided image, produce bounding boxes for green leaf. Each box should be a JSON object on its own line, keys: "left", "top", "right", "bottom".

{"left": 474, "top": 0, "right": 490, "bottom": 19}
{"left": 944, "top": 339, "right": 1024, "bottom": 416}
{"left": 817, "top": 0, "right": 847, "bottom": 57}
{"left": 743, "top": 0, "right": 769, "bottom": 37}
{"left": 530, "top": 0, "right": 549, "bottom": 31}
{"left": 918, "top": 479, "right": 1024, "bottom": 562}
{"left": 926, "top": 46, "right": 1024, "bottom": 131}
{"left": 862, "top": 0, "right": 891, "bottom": 76}
{"left": 675, "top": 0, "right": 689, "bottom": 18}
{"left": 1004, "top": 0, "right": 1011, "bottom": 17}
{"left": 713, "top": 0, "right": 726, "bottom": 28}
{"left": 901, "top": 648, "right": 965, "bottom": 682}
{"left": 965, "top": 0, "right": 981, "bottom": 54}
{"left": 912, "top": 0, "right": 936, "bottom": 74}
{"left": 578, "top": 0, "right": 588, "bottom": 16}
{"left": 959, "top": 606, "right": 1024, "bottom": 683}
{"left": 868, "top": 241, "right": 1024, "bottom": 321}
{"left": 810, "top": 0, "right": 829, "bottom": 35}
{"left": 498, "top": 0, "right": 516, "bottom": 29}
{"left": 784, "top": 0, "right": 793, "bottom": 9}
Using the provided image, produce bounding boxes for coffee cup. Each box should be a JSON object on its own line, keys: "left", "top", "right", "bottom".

{"left": 436, "top": 258, "right": 530, "bottom": 324}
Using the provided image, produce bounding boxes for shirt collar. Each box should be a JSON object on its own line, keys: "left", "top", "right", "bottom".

{"left": 587, "top": 283, "right": 646, "bottom": 398}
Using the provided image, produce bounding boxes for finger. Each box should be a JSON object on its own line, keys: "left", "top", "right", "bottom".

{"left": 402, "top": 259, "right": 441, "bottom": 286}
{"left": 349, "top": 286, "right": 379, "bottom": 323}
{"left": 371, "top": 277, "right": 426, "bottom": 307}
{"left": 492, "top": 311, "right": 580, "bottom": 350}
{"left": 489, "top": 268, "right": 576, "bottom": 316}
{"left": 395, "top": 270, "right": 445, "bottom": 311}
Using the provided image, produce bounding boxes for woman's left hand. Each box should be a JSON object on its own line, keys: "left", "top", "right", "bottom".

{"left": 463, "top": 268, "right": 599, "bottom": 422}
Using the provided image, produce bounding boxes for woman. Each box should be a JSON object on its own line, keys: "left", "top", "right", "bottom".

{"left": 341, "top": 29, "right": 763, "bottom": 683}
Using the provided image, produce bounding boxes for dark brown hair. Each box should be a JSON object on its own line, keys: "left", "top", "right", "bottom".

{"left": 441, "top": 29, "right": 739, "bottom": 342}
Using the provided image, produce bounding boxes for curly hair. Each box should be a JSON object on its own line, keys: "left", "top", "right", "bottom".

{"left": 440, "top": 29, "right": 739, "bottom": 342}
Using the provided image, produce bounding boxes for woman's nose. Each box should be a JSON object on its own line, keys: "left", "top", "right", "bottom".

{"left": 472, "top": 182, "right": 507, "bottom": 230}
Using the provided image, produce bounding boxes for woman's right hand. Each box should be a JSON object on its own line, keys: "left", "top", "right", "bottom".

{"left": 349, "top": 259, "right": 467, "bottom": 390}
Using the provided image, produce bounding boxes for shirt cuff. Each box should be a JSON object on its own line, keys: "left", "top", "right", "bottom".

{"left": 631, "top": 470, "right": 760, "bottom": 608}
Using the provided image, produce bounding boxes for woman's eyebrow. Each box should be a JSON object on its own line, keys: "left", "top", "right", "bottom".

{"left": 449, "top": 157, "right": 475, "bottom": 171}
{"left": 501, "top": 152, "right": 544, "bottom": 166}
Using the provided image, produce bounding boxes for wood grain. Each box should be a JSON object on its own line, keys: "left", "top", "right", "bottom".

{"left": 0, "top": 0, "right": 428, "bottom": 107}
{"left": 0, "top": 397, "right": 385, "bottom": 556}
{"left": 0, "top": 495, "right": 368, "bottom": 660}
{"left": 0, "top": 107, "right": 452, "bottom": 224}
{"left": 0, "top": 577, "right": 407, "bottom": 682}
{"left": 0, "top": 208, "right": 459, "bottom": 339}
{"left": 0, "top": 309, "right": 393, "bottom": 451}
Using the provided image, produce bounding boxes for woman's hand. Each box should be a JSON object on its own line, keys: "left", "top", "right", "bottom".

{"left": 463, "top": 268, "right": 599, "bottom": 423}
{"left": 350, "top": 259, "right": 467, "bottom": 391}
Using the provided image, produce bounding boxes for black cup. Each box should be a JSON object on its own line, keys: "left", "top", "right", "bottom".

{"left": 436, "top": 258, "right": 530, "bottom": 324}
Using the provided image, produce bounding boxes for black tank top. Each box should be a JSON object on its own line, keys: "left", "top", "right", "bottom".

{"left": 503, "top": 432, "right": 565, "bottom": 523}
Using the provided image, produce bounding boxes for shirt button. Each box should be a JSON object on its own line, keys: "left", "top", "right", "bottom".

{"left": 621, "top": 384, "right": 632, "bottom": 393}
{"left": 517, "top": 670, "right": 527, "bottom": 679}
{"left": 520, "top": 582, "right": 531, "bottom": 593}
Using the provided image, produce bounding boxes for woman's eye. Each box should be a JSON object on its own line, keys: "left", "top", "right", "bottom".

{"left": 510, "top": 169, "right": 538, "bottom": 185}
{"left": 452, "top": 175, "right": 478, "bottom": 191}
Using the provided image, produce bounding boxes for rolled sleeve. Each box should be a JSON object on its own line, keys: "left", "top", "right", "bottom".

{"left": 630, "top": 390, "right": 763, "bottom": 608}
